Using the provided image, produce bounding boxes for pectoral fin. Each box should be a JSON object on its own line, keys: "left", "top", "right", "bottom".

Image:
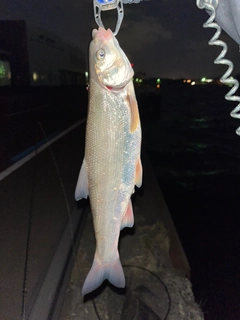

{"left": 135, "top": 158, "right": 142, "bottom": 188}
{"left": 75, "top": 158, "right": 89, "bottom": 200}
{"left": 126, "top": 86, "right": 140, "bottom": 132}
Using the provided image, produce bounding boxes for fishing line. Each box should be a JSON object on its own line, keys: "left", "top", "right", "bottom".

{"left": 92, "top": 265, "right": 171, "bottom": 320}
{"left": 196, "top": 0, "right": 240, "bottom": 135}
{"left": 21, "top": 146, "right": 38, "bottom": 320}
{"left": 123, "top": 265, "right": 171, "bottom": 320}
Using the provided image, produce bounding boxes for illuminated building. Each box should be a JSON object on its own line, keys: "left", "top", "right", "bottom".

{"left": 0, "top": 20, "right": 86, "bottom": 86}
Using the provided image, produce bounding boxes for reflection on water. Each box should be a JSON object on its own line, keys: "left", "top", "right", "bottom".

{"left": 192, "top": 118, "right": 208, "bottom": 123}
{"left": 187, "top": 143, "right": 208, "bottom": 151}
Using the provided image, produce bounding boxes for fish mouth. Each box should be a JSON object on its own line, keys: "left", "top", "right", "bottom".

{"left": 92, "top": 27, "right": 112, "bottom": 40}
{"left": 92, "top": 27, "right": 133, "bottom": 92}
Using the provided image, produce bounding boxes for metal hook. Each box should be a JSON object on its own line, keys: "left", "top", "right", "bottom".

{"left": 93, "top": 0, "right": 124, "bottom": 36}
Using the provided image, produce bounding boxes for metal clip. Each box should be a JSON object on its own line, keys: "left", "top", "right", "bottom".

{"left": 93, "top": 0, "right": 124, "bottom": 36}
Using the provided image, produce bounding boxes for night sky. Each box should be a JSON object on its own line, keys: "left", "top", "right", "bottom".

{"left": 1, "top": 0, "right": 240, "bottom": 79}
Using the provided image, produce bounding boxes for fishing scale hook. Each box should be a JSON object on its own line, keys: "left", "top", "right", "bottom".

{"left": 93, "top": 0, "right": 124, "bottom": 36}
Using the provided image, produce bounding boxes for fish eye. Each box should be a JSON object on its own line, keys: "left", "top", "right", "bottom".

{"left": 96, "top": 49, "right": 105, "bottom": 61}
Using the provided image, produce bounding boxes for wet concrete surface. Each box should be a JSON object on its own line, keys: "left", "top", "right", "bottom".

{"left": 59, "top": 154, "right": 204, "bottom": 320}
{"left": 0, "top": 123, "right": 86, "bottom": 320}
{"left": 0, "top": 86, "right": 205, "bottom": 319}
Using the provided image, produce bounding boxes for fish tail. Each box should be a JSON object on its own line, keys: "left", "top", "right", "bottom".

{"left": 82, "top": 251, "right": 125, "bottom": 295}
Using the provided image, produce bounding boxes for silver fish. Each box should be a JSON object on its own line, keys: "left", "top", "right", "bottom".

{"left": 75, "top": 27, "right": 142, "bottom": 295}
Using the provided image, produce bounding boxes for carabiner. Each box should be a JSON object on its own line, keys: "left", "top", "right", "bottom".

{"left": 93, "top": 0, "right": 124, "bottom": 36}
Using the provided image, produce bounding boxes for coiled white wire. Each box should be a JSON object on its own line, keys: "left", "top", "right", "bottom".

{"left": 197, "top": 0, "right": 240, "bottom": 135}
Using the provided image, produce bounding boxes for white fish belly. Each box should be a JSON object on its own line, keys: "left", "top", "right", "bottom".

{"left": 85, "top": 79, "right": 141, "bottom": 263}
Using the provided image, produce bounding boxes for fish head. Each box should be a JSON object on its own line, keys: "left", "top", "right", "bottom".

{"left": 90, "top": 27, "right": 134, "bottom": 90}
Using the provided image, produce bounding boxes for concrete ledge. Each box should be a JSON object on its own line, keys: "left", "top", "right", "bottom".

{"left": 59, "top": 152, "right": 197, "bottom": 320}
{"left": 27, "top": 205, "right": 87, "bottom": 320}
{"left": 140, "top": 152, "right": 190, "bottom": 277}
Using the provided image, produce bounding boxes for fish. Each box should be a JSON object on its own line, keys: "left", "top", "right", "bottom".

{"left": 75, "top": 27, "right": 142, "bottom": 295}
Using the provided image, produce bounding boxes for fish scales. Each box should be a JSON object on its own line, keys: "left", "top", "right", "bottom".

{"left": 86, "top": 80, "right": 132, "bottom": 261}
{"left": 75, "top": 27, "right": 142, "bottom": 295}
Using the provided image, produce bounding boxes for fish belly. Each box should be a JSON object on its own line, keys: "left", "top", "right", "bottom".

{"left": 86, "top": 79, "right": 140, "bottom": 259}
{"left": 81, "top": 79, "right": 141, "bottom": 295}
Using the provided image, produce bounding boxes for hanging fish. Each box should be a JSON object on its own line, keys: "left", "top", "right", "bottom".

{"left": 75, "top": 27, "right": 142, "bottom": 295}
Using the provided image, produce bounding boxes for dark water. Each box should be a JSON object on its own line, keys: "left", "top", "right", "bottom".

{"left": 140, "top": 84, "right": 240, "bottom": 320}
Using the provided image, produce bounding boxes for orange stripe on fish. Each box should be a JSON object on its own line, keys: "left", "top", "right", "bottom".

{"left": 135, "top": 158, "right": 142, "bottom": 188}
{"left": 126, "top": 87, "right": 140, "bottom": 133}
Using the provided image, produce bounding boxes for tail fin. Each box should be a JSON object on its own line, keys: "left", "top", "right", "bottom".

{"left": 82, "top": 251, "right": 125, "bottom": 295}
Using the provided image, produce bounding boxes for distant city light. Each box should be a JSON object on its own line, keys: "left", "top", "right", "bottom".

{"left": 33, "top": 72, "right": 39, "bottom": 81}
{"left": 0, "top": 61, "right": 11, "bottom": 85}
{"left": 139, "top": 79, "right": 142, "bottom": 83}
{"left": 191, "top": 81, "right": 196, "bottom": 86}
{"left": 136, "top": 78, "right": 139, "bottom": 82}
{"left": 85, "top": 71, "right": 89, "bottom": 83}
{"left": 156, "top": 78, "right": 161, "bottom": 84}
{"left": 187, "top": 79, "right": 191, "bottom": 83}
{"left": 201, "top": 77, "right": 213, "bottom": 83}
{"left": 156, "top": 84, "right": 160, "bottom": 88}
{"left": 0, "top": 64, "right": 6, "bottom": 77}
{"left": 227, "top": 76, "right": 234, "bottom": 87}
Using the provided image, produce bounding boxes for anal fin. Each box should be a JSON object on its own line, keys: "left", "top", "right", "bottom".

{"left": 121, "top": 200, "right": 134, "bottom": 230}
